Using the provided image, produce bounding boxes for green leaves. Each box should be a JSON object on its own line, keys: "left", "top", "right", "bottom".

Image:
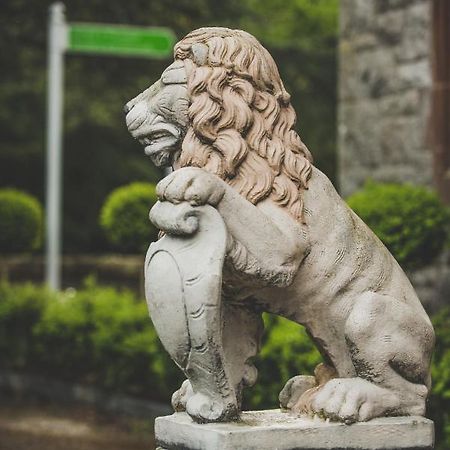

{"left": 0, "top": 282, "right": 54, "bottom": 368}
{"left": 100, "top": 182, "right": 159, "bottom": 253}
{"left": 0, "top": 188, "right": 43, "bottom": 253}
{"left": 428, "top": 307, "right": 450, "bottom": 449}
{"left": 347, "top": 182, "right": 450, "bottom": 270}
{"left": 0, "top": 278, "right": 182, "bottom": 402}
{"left": 240, "top": 0, "right": 338, "bottom": 51}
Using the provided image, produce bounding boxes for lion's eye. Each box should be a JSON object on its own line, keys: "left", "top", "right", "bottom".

{"left": 152, "top": 132, "right": 168, "bottom": 140}
{"left": 140, "top": 132, "right": 170, "bottom": 147}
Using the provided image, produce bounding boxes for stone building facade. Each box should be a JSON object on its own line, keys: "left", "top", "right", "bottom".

{"left": 338, "top": 0, "right": 450, "bottom": 311}
{"left": 338, "top": 0, "right": 439, "bottom": 197}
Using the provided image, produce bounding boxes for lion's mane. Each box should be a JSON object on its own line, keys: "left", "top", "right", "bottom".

{"left": 174, "top": 27, "right": 313, "bottom": 221}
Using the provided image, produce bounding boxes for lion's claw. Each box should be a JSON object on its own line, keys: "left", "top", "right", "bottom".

{"left": 309, "top": 378, "right": 401, "bottom": 423}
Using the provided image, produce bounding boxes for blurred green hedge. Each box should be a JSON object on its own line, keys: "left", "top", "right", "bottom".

{"left": 347, "top": 182, "right": 450, "bottom": 270}
{"left": 0, "top": 281, "right": 448, "bottom": 447}
{"left": 100, "top": 182, "right": 159, "bottom": 253}
{"left": 429, "top": 307, "right": 450, "bottom": 449}
{"left": 0, "top": 188, "right": 43, "bottom": 253}
{"left": 0, "top": 279, "right": 179, "bottom": 402}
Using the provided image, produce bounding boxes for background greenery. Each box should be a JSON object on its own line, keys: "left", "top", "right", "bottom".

{"left": 100, "top": 182, "right": 159, "bottom": 253}
{"left": 0, "top": 280, "right": 448, "bottom": 448}
{"left": 0, "top": 0, "right": 337, "bottom": 252}
{"left": 347, "top": 182, "right": 450, "bottom": 270}
{"left": 0, "top": 188, "right": 43, "bottom": 253}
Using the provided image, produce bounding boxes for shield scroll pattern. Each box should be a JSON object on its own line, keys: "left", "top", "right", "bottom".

{"left": 144, "top": 202, "right": 238, "bottom": 419}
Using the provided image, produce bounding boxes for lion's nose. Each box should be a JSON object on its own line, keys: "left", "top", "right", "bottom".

{"left": 123, "top": 103, "right": 133, "bottom": 115}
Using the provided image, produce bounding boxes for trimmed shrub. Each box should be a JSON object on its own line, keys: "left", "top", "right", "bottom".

{"left": 347, "top": 182, "right": 450, "bottom": 269}
{"left": 100, "top": 182, "right": 159, "bottom": 253}
{"left": 32, "top": 277, "right": 182, "bottom": 401}
{"left": 0, "top": 188, "right": 43, "bottom": 253}
{"left": 0, "top": 282, "right": 53, "bottom": 369}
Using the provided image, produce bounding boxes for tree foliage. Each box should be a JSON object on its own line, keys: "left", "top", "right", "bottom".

{"left": 100, "top": 182, "right": 159, "bottom": 253}
{"left": 0, "top": 0, "right": 337, "bottom": 252}
{"left": 0, "top": 188, "right": 43, "bottom": 253}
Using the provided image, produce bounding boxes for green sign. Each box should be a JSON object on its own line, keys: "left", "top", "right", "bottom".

{"left": 68, "top": 24, "right": 176, "bottom": 58}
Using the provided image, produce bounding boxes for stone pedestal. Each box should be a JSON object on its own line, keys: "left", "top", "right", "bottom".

{"left": 155, "top": 409, "right": 434, "bottom": 450}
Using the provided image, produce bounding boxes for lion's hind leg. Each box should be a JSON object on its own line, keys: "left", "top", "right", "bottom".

{"left": 308, "top": 292, "right": 434, "bottom": 422}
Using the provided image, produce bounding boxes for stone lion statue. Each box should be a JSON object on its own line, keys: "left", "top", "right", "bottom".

{"left": 125, "top": 27, "right": 434, "bottom": 424}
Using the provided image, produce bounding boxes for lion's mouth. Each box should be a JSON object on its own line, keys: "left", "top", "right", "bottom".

{"left": 140, "top": 134, "right": 180, "bottom": 167}
{"left": 135, "top": 123, "right": 182, "bottom": 167}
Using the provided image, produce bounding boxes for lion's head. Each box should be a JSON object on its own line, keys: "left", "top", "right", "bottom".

{"left": 125, "top": 27, "right": 312, "bottom": 220}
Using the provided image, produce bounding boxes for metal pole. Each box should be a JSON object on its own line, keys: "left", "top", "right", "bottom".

{"left": 45, "top": 3, "right": 67, "bottom": 290}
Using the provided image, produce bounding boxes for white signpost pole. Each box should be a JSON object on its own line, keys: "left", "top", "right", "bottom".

{"left": 44, "top": 3, "right": 175, "bottom": 290}
{"left": 45, "top": 2, "right": 67, "bottom": 290}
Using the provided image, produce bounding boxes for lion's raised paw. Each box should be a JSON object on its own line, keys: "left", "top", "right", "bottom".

{"left": 156, "top": 167, "right": 225, "bottom": 207}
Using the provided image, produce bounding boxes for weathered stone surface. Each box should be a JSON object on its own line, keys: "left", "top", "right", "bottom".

{"left": 374, "top": 0, "right": 423, "bottom": 14}
{"left": 155, "top": 410, "right": 434, "bottom": 450}
{"left": 397, "top": 60, "right": 432, "bottom": 89}
{"left": 375, "top": 9, "right": 404, "bottom": 45}
{"left": 338, "top": 0, "right": 433, "bottom": 197}
{"left": 394, "top": 2, "right": 431, "bottom": 62}
{"left": 124, "top": 27, "right": 435, "bottom": 436}
{"left": 340, "top": 0, "right": 377, "bottom": 38}
{"left": 377, "top": 89, "right": 421, "bottom": 116}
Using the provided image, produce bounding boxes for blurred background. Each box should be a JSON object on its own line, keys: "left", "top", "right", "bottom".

{"left": 0, "top": 1, "right": 449, "bottom": 449}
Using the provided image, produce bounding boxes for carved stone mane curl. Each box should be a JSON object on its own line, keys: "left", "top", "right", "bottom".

{"left": 174, "top": 27, "right": 313, "bottom": 221}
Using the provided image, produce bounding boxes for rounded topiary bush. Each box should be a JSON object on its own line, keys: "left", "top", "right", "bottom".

{"left": 0, "top": 189, "right": 43, "bottom": 253}
{"left": 100, "top": 182, "right": 159, "bottom": 252}
{"left": 347, "top": 182, "right": 450, "bottom": 270}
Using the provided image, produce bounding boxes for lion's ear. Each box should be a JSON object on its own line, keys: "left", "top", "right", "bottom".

{"left": 191, "top": 43, "right": 208, "bottom": 65}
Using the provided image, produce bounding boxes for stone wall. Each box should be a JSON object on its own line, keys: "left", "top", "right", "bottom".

{"left": 337, "top": 1, "right": 450, "bottom": 312}
{"left": 338, "top": 0, "right": 433, "bottom": 197}
{"left": 408, "top": 252, "right": 450, "bottom": 313}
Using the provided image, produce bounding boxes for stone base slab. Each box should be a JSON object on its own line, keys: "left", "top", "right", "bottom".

{"left": 155, "top": 409, "right": 434, "bottom": 450}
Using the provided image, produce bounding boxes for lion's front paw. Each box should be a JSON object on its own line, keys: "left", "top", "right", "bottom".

{"left": 156, "top": 167, "right": 225, "bottom": 206}
{"left": 185, "top": 392, "right": 238, "bottom": 423}
{"left": 309, "top": 377, "right": 400, "bottom": 423}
